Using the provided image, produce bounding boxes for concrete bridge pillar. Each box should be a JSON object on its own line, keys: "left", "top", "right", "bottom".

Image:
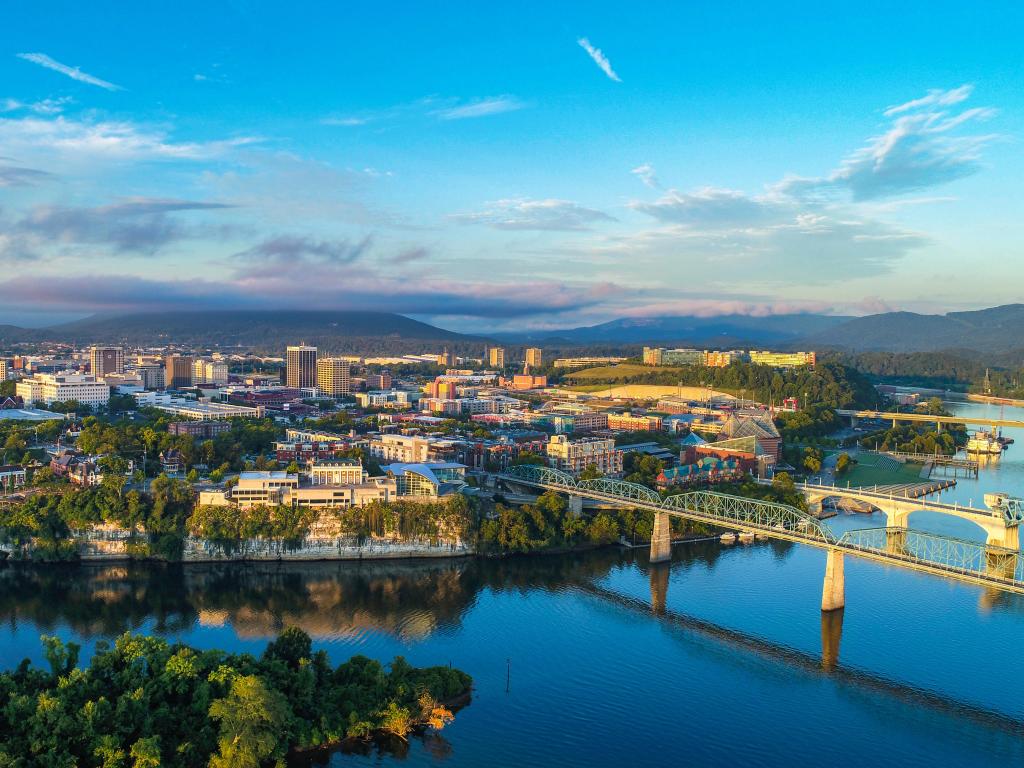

{"left": 986, "top": 525, "right": 1019, "bottom": 550}
{"left": 568, "top": 495, "right": 583, "bottom": 516}
{"left": 649, "top": 563, "right": 669, "bottom": 615}
{"left": 820, "top": 608, "right": 844, "bottom": 672}
{"left": 985, "top": 548, "right": 1018, "bottom": 580}
{"left": 886, "top": 527, "right": 908, "bottom": 555}
{"left": 650, "top": 511, "right": 672, "bottom": 563}
{"left": 821, "top": 549, "right": 845, "bottom": 612}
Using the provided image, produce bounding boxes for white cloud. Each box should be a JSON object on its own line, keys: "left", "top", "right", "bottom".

{"left": 15, "top": 52, "right": 122, "bottom": 91}
{"left": 777, "top": 85, "right": 997, "bottom": 201}
{"left": 577, "top": 37, "right": 621, "bottom": 82}
{"left": 435, "top": 96, "right": 525, "bottom": 120}
{"left": 631, "top": 163, "right": 660, "bottom": 189}
{"left": 0, "top": 115, "right": 261, "bottom": 162}
{"left": 452, "top": 198, "right": 615, "bottom": 231}
{"left": 884, "top": 84, "right": 972, "bottom": 117}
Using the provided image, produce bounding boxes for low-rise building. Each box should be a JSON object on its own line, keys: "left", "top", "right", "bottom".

{"left": 16, "top": 371, "right": 110, "bottom": 408}
{"left": 747, "top": 350, "right": 816, "bottom": 368}
{"left": 607, "top": 412, "right": 664, "bottom": 432}
{"left": 382, "top": 462, "right": 467, "bottom": 497}
{"left": 355, "top": 390, "right": 412, "bottom": 408}
{"left": 168, "top": 421, "right": 231, "bottom": 438}
{"left": 0, "top": 465, "right": 27, "bottom": 491}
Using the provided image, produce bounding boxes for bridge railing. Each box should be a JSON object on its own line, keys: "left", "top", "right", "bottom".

{"left": 838, "top": 527, "right": 1023, "bottom": 583}
{"left": 504, "top": 465, "right": 836, "bottom": 544}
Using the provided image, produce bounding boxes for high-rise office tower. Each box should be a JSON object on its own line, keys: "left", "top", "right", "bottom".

{"left": 316, "top": 357, "right": 352, "bottom": 396}
{"left": 286, "top": 345, "right": 318, "bottom": 388}
{"left": 90, "top": 346, "right": 125, "bottom": 376}
{"left": 525, "top": 347, "right": 543, "bottom": 369}
{"left": 164, "top": 354, "right": 195, "bottom": 389}
{"left": 488, "top": 347, "right": 506, "bottom": 368}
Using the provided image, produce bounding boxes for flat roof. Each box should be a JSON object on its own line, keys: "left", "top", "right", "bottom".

{"left": 0, "top": 408, "right": 66, "bottom": 421}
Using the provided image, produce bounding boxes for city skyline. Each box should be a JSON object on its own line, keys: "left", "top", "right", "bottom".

{"left": 2, "top": 2, "right": 1022, "bottom": 331}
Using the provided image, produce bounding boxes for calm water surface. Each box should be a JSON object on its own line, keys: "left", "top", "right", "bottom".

{"left": 3, "top": 400, "right": 1024, "bottom": 766}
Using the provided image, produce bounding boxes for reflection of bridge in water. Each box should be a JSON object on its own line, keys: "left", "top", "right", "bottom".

{"left": 498, "top": 465, "right": 1024, "bottom": 612}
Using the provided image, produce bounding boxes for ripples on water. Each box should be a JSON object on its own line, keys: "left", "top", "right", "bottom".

{"left": 3, "top": 399, "right": 1024, "bottom": 766}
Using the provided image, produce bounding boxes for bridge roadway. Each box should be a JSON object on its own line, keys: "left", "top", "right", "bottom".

{"left": 772, "top": 481, "right": 1024, "bottom": 549}
{"left": 837, "top": 409, "right": 1024, "bottom": 430}
{"left": 498, "top": 465, "right": 1024, "bottom": 613}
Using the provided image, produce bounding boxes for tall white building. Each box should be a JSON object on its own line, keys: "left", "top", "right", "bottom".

{"left": 16, "top": 371, "right": 110, "bottom": 408}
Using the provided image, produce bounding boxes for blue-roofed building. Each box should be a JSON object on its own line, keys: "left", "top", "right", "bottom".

{"left": 381, "top": 462, "right": 468, "bottom": 498}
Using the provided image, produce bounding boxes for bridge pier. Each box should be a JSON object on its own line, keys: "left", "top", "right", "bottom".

{"left": 886, "top": 527, "right": 908, "bottom": 555}
{"left": 821, "top": 549, "right": 845, "bottom": 612}
{"left": 650, "top": 511, "right": 672, "bottom": 563}
{"left": 568, "top": 495, "right": 583, "bottom": 516}
{"left": 986, "top": 526, "right": 1019, "bottom": 550}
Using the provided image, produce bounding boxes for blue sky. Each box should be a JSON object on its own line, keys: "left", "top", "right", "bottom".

{"left": 1, "top": 1, "right": 1022, "bottom": 330}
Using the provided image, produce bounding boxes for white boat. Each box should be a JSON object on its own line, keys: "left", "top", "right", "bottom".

{"left": 967, "top": 430, "right": 1002, "bottom": 455}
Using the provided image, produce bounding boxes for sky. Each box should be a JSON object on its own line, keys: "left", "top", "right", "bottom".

{"left": 1, "top": 1, "right": 1023, "bottom": 331}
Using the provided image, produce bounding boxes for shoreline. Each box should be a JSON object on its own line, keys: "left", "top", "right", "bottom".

{"left": 0, "top": 532, "right": 718, "bottom": 566}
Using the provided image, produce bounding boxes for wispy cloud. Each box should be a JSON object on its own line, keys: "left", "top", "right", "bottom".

{"left": 434, "top": 96, "right": 525, "bottom": 120}
{"left": 631, "top": 163, "right": 660, "bottom": 189}
{"left": 776, "top": 85, "right": 997, "bottom": 201}
{"left": 15, "top": 52, "right": 122, "bottom": 91}
{"left": 0, "top": 115, "right": 261, "bottom": 161}
{"left": 577, "top": 37, "right": 621, "bottom": 82}
{"left": 452, "top": 198, "right": 615, "bottom": 231}
{"left": 1, "top": 96, "right": 72, "bottom": 115}
{"left": 884, "top": 84, "right": 973, "bottom": 117}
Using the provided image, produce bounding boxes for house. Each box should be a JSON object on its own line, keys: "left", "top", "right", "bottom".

{"left": 0, "top": 465, "right": 27, "bottom": 491}
{"left": 159, "top": 449, "right": 185, "bottom": 476}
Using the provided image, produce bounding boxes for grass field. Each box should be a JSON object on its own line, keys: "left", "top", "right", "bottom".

{"left": 566, "top": 363, "right": 674, "bottom": 381}
{"left": 835, "top": 451, "right": 924, "bottom": 487}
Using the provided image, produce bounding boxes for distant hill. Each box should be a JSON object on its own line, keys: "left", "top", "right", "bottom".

{"left": 498, "top": 313, "right": 850, "bottom": 347}
{"left": 800, "top": 304, "right": 1024, "bottom": 353}
{"left": 0, "top": 310, "right": 483, "bottom": 354}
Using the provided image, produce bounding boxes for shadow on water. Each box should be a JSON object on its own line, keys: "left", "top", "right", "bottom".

{"left": 2, "top": 544, "right": 1024, "bottom": 743}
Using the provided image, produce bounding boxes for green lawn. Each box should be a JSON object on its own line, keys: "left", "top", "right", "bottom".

{"left": 834, "top": 451, "right": 925, "bottom": 487}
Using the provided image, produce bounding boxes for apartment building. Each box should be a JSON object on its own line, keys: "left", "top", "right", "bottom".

{"left": 546, "top": 434, "right": 623, "bottom": 476}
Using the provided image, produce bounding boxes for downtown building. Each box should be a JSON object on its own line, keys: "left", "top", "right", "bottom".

{"left": 164, "top": 354, "right": 194, "bottom": 389}
{"left": 316, "top": 357, "right": 352, "bottom": 396}
{"left": 286, "top": 345, "right": 318, "bottom": 389}
{"left": 16, "top": 371, "right": 110, "bottom": 408}
{"left": 89, "top": 346, "right": 124, "bottom": 376}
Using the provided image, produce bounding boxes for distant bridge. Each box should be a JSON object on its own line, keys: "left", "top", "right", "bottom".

{"left": 498, "top": 465, "right": 1024, "bottom": 613}
{"left": 837, "top": 409, "right": 1024, "bottom": 430}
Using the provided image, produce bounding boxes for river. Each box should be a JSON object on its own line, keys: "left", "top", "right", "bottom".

{"left": 2, "top": 400, "right": 1024, "bottom": 766}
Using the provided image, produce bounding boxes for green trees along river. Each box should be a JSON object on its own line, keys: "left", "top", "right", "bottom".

{"left": 0, "top": 628, "right": 471, "bottom": 767}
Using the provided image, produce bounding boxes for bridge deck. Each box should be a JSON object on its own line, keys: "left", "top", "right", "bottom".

{"left": 837, "top": 409, "right": 1024, "bottom": 428}
{"left": 499, "top": 467, "right": 1024, "bottom": 595}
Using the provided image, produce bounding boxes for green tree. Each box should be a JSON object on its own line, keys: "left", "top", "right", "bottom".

{"left": 208, "top": 675, "right": 289, "bottom": 768}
